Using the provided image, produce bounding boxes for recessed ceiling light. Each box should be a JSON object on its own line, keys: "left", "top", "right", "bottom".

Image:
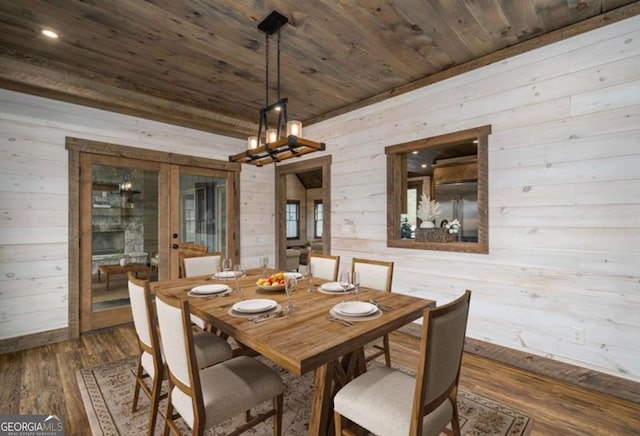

{"left": 41, "top": 29, "right": 59, "bottom": 39}
{"left": 412, "top": 151, "right": 418, "bottom": 154}
{"left": 421, "top": 164, "right": 427, "bottom": 168}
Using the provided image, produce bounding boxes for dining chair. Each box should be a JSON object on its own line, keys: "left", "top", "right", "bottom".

{"left": 127, "top": 273, "right": 233, "bottom": 436}
{"left": 352, "top": 257, "right": 394, "bottom": 367}
{"left": 309, "top": 253, "right": 340, "bottom": 281}
{"left": 154, "top": 290, "right": 285, "bottom": 436}
{"left": 182, "top": 252, "right": 222, "bottom": 278}
{"left": 182, "top": 252, "right": 223, "bottom": 331}
{"left": 334, "top": 290, "right": 471, "bottom": 436}
{"left": 177, "top": 242, "right": 208, "bottom": 278}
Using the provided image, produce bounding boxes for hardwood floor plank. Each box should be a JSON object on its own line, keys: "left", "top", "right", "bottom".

{"left": 0, "top": 324, "right": 638, "bottom": 435}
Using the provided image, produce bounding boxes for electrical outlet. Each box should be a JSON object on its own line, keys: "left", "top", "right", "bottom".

{"left": 571, "top": 327, "right": 585, "bottom": 345}
{"left": 0, "top": 307, "right": 11, "bottom": 323}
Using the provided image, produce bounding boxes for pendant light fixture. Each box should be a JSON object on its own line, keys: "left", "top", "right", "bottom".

{"left": 229, "top": 11, "right": 325, "bottom": 167}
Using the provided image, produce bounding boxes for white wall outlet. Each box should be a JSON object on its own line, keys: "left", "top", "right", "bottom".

{"left": 0, "top": 307, "right": 11, "bottom": 323}
{"left": 571, "top": 326, "right": 585, "bottom": 345}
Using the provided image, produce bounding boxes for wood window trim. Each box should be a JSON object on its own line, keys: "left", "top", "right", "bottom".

{"left": 385, "top": 125, "right": 490, "bottom": 254}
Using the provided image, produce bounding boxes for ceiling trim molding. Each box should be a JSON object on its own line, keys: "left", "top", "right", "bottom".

{"left": 0, "top": 48, "right": 257, "bottom": 138}
{"left": 306, "top": 2, "right": 640, "bottom": 126}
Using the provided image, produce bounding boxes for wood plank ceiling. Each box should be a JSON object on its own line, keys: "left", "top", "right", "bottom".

{"left": 0, "top": 1, "right": 638, "bottom": 138}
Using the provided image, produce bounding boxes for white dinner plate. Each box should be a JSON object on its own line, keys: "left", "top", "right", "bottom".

{"left": 190, "top": 284, "right": 230, "bottom": 295}
{"left": 232, "top": 299, "right": 277, "bottom": 314}
{"left": 320, "top": 282, "right": 355, "bottom": 292}
{"left": 334, "top": 301, "right": 378, "bottom": 317}
{"left": 215, "top": 271, "right": 240, "bottom": 279}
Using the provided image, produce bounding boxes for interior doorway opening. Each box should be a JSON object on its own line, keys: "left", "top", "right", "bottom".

{"left": 275, "top": 156, "right": 331, "bottom": 272}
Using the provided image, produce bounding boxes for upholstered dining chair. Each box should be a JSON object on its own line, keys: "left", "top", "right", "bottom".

{"left": 127, "top": 273, "right": 233, "bottom": 436}
{"left": 334, "top": 290, "right": 471, "bottom": 436}
{"left": 352, "top": 257, "right": 394, "bottom": 367}
{"left": 182, "top": 252, "right": 224, "bottom": 331}
{"left": 309, "top": 253, "right": 340, "bottom": 281}
{"left": 177, "top": 242, "right": 208, "bottom": 278}
{"left": 154, "top": 290, "right": 285, "bottom": 436}
{"left": 183, "top": 252, "right": 222, "bottom": 278}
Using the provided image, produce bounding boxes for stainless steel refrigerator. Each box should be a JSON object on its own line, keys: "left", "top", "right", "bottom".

{"left": 435, "top": 182, "right": 478, "bottom": 242}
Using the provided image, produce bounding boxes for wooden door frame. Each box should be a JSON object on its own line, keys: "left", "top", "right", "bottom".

{"left": 66, "top": 137, "right": 240, "bottom": 337}
{"left": 275, "top": 156, "right": 331, "bottom": 270}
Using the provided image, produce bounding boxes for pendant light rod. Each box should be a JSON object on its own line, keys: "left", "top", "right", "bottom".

{"left": 277, "top": 28, "right": 281, "bottom": 101}
{"left": 265, "top": 32, "right": 269, "bottom": 108}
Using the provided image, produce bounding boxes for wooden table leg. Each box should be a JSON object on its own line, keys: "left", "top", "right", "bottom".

{"left": 308, "top": 348, "right": 367, "bottom": 436}
{"left": 309, "top": 361, "right": 335, "bottom": 436}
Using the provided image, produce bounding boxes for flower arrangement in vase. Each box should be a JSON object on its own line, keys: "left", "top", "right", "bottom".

{"left": 445, "top": 219, "right": 461, "bottom": 234}
{"left": 416, "top": 193, "right": 441, "bottom": 228}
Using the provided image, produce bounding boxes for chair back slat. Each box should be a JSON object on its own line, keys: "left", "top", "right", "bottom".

{"left": 352, "top": 258, "right": 394, "bottom": 292}
{"left": 309, "top": 253, "right": 340, "bottom": 281}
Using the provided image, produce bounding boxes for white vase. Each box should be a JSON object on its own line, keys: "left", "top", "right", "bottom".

{"left": 420, "top": 221, "right": 435, "bottom": 229}
{"left": 119, "top": 258, "right": 128, "bottom": 267}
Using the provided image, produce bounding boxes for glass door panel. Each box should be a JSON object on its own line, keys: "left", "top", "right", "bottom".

{"left": 178, "top": 171, "right": 227, "bottom": 255}
{"left": 90, "top": 164, "right": 159, "bottom": 311}
{"left": 80, "top": 153, "right": 161, "bottom": 332}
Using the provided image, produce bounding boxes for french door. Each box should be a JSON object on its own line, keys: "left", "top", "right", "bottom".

{"left": 69, "top": 139, "right": 239, "bottom": 334}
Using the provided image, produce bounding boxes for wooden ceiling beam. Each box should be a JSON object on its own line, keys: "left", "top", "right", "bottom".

{"left": 0, "top": 50, "right": 257, "bottom": 138}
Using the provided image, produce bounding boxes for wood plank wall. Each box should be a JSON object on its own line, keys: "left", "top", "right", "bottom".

{"left": 0, "top": 15, "right": 638, "bottom": 385}
{"left": 0, "top": 93, "right": 275, "bottom": 343}
{"left": 300, "top": 15, "right": 640, "bottom": 383}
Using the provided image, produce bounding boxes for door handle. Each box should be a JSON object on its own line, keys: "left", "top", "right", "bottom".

{"left": 172, "top": 233, "right": 178, "bottom": 239}
{"left": 172, "top": 244, "right": 179, "bottom": 249}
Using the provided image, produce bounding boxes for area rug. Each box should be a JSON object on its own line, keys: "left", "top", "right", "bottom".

{"left": 77, "top": 356, "right": 533, "bottom": 435}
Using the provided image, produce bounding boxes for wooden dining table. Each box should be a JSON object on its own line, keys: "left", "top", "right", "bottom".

{"left": 150, "top": 269, "right": 434, "bottom": 436}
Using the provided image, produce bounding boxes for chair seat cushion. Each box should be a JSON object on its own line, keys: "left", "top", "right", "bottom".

{"left": 192, "top": 331, "right": 233, "bottom": 368}
{"left": 334, "top": 367, "right": 453, "bottom": 436}
{"left": 172, "top": 356, "right": 285, "bottom": 429}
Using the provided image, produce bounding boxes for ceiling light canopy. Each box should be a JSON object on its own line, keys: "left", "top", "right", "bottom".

{"left": 229, "top": 11, "right": 325, "bottom": 167}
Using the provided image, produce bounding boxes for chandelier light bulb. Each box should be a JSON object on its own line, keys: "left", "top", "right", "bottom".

{"left": 247, "top": 136, "right": 259, "bottom": 150}
{"left": 266, "top": 129, "right": 278, "bottom": 144}
{"left": 286, "top": 120, "right": 302, "bottom": 137}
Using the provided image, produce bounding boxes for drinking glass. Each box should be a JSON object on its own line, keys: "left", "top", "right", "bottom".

{"left": 284, "top": 275, "right": 297, "bottom": 313}
{"left": 352, "top": 271, "right": 360, "bottom": 297}
{"left": 259, "top": 256, "right": 269, "bottom": 278}
{"left": 233, "top": 264, "right": 245, "bottom": 293}
{"left": 338, "top": 271, "right": 351, "bottom": 296}
{"left": 222, "top": 257, "right": 232, "bottom": 274}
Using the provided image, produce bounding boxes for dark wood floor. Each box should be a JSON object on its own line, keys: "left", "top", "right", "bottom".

{"left": 0, "top": 325, "right": 638, "bottom": 435}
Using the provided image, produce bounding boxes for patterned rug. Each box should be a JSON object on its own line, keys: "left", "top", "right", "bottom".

{"left": 77, "top": 356, "right": 533, "bottom": 435}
